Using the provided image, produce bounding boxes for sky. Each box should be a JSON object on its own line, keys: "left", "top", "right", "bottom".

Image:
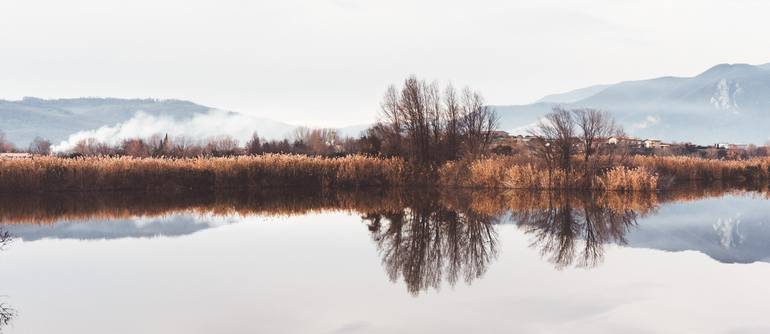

{"left": 1, "top": 0, "right": 770, "bottom": 127}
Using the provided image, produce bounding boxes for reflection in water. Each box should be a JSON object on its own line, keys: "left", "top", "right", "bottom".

{"left": 362, "top": 192, "right": 499, "bottom": 295}
{"left": 0, "top": 230, "right": 11, "bottom": 250}
{"left": 1, "top": 185, "right": 769, "bottom": 295}
{"left": 0, "top": 303, "right": 12, "bottom": 333}
{"left": 513, "top": 192, "right": 640, "bottom": 269}
{"left": 0, "top": 228, "right": 15, "bottom": 331}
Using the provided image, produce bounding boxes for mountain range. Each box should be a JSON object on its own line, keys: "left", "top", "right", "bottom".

{"left": 493, "top": 62, "right": 770, "bottom": 145}
{"left": 1, "top": 62, "right": 769, "bottom": 148}
{"left": 0, "top": 97, "right": 364, "bottom": 148}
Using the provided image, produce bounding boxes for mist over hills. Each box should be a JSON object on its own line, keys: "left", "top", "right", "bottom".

{"left": 0, "top": 97, "right": 369, "bottom": 150}
{"left": 494, "top": 62, "right": 770, "bottom": 145}
{"left": 0, "top": 97, "right": 214, "bottom": 146}
{"left": 0, "top": 97, "right": 361, "bottom": 149}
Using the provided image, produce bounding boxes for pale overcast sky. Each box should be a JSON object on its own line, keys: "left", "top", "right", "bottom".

{"left": 1, "top": 0, "right": 769, "bottom": 127}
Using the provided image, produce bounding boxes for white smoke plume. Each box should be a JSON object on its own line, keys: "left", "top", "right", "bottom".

{"left": 52, "top": 110, "right": 297, "bottom": 152}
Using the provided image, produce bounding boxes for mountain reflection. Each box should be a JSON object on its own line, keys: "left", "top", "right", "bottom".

{"left": 362, "top": 192, "right": 500, "bottom": 296}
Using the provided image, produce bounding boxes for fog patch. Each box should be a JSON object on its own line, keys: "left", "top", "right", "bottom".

{"left": 52, "top": 110, "right": 296, "bottom": 152}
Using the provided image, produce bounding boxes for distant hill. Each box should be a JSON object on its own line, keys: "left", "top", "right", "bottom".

{"left": 0, "top": 97, "right": 212, "bottom": 146}
{"left": 0, "top": 97, "right": 299, "bottom": 147}
{"left": 536, "top": 84, "right": 611, "bottom": 104}
{"left": 493, "top": 63, "right": 770, "bottom": 145}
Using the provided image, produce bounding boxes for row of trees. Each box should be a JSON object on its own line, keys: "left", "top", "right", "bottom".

{"left": 0, "top": 132, "right": 52, "bottom": 155}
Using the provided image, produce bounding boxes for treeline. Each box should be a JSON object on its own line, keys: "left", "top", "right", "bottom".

{"left": 65, "top": 129, "right": 373, "bottom": 158}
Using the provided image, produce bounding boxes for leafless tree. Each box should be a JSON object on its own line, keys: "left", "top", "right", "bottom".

{"left": 461, "top": 87, "right": 498, "bottom": 158}
{"left": 380, "top": 85, "right": 403, "bottom": 156}
{"left": 530, "top": 107, "right": 576, "bottom": 174}
{"left": 444, "top": 84, "right": 461, "bottom": 160}
{"left": 170, "top": 136, "right": 201, "bottom": 157}
{"left": 245, "top": 132, "right": 262, "bottom": 155}
{"left": 121, "top": 138, "right": 150, "bottom": 157}
{"left": 73, "top": 138, "right": 98, "bottom": 155}
{"left": 573, "top": 108, "right": 621, "bottom": 186}
{"left": 293, "top": 127, "right": 339, "bottom": 155}
{"left": 0, "top": 131, "right": 15, "bottom": 153}
{"left": 375, "top": 75, "right": 498, "bottom": 164}
{"left": 204, "top": 136, "right": 240, "bottom": 156}
{"left": 28, "top": 137, "right": 52, "bottom": 155}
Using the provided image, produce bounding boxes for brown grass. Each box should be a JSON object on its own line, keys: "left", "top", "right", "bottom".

{"left": 0, "top": 154, "right": 406, "bottom": 193}
{"left": 630, "top": 156, "right": 770, "bottom": 182}
{"left": 1, "top": 154, "right": 768, "bottom": 193}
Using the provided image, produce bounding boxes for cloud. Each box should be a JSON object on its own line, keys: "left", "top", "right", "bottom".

{"left": 630, "top": 115, "right": 660, "bottom": 130}
{"left": 52, "top": 110, "right": 296, "bottom": 152}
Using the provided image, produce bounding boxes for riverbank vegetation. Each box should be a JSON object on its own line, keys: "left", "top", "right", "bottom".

{"left": 2, "top": 153, "right": 770, "bottom": 193}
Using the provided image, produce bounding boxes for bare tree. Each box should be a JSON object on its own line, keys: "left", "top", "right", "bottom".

{"left": 379, "top": 85, "right": 403, "bottom": 156}
{"left": 28, "top": 136, "right": 52, "bottom": 155}
{"left": 572, "top": 108, "right": 620, "bottom": 185}
{"left": 530, "top": 107, "right": 576, "bottom": 174}
{"left": 121, "top": 138, "right": 150, "bottom": 157}
{"left": 245, "top": 132, "right": 262, "bottom": 155}
{"left": 444, "top": 84, "right": 461, "bottom": 160}
{"left": 292, "top": 127, "right": 339, "bottom": 155}
{"left": 374, "top": 75, "right": 498, "bottom": 164}
{"left": 461, "top": 87, "right": 498, "bottom": 158}
{"left": 204, "top": 136, "right": 239, "bottom": 156}
{"left": 0, "top": 131, "right": 15, "bottom": 153}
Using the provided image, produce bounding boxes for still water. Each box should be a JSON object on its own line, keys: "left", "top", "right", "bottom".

{"left": 1, "top": 188, "right": 770, "bottom": 333}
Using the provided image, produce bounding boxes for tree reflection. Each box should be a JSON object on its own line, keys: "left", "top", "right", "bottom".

{"left": 363, "top": 193, "right": 499, "bottom": 296}
{"left": 513, "top": 192, "right": 641, "bottom": 269}
{"left": 361, "top": 190, "right": 660, "bottom": 294}
{"left": 0, "top": 229, "right": 15, "bottom": 331}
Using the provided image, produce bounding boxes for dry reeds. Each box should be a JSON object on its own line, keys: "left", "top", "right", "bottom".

{"left": 630, "top": 156, "right": 770, "bottom": 182}
{"left": 597, "top": 166, "right": 658, "bottom": 192}
{"left": 1, "top": 154, "right": 768, "bottom": 194}
{"left": 0, "top": 154, "right": 406, "bottom": 193}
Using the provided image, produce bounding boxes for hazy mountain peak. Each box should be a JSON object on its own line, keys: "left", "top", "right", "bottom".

{"left": 697, "top": 63, "right": 761, "bottom": 80}
{"left": 493, "top": 62, "right": 770, "bottom": 144}
{"left": 536, "top": 84, "right": 611, "bottom": 104}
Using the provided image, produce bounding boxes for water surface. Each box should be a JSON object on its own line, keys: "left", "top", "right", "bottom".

{"left": 1, "top": 188, "right": 770, "bottom": 333}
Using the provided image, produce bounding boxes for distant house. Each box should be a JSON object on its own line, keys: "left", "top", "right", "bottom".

{"left": 643, "top": 139, "right": 662, "bottom": 149}
{"left": 608, "top": 136, "right": 643, "bottom": 147}
{"left": 510, "top": 135, "right": 536, "bottom": 144}
{"left": 487, "top": 131, "right": 510, "bottom": 141}
{"left": 0, "top": 153, "right": 33, "bottom": 160}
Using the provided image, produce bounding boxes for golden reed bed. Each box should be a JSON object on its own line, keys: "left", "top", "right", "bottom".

{"left": 0, "top": 154, "right": 769, "bottom": 193}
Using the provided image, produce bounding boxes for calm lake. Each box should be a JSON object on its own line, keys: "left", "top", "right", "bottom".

{"left": 1, "top": 187, "right": 770, "bottom": 333}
